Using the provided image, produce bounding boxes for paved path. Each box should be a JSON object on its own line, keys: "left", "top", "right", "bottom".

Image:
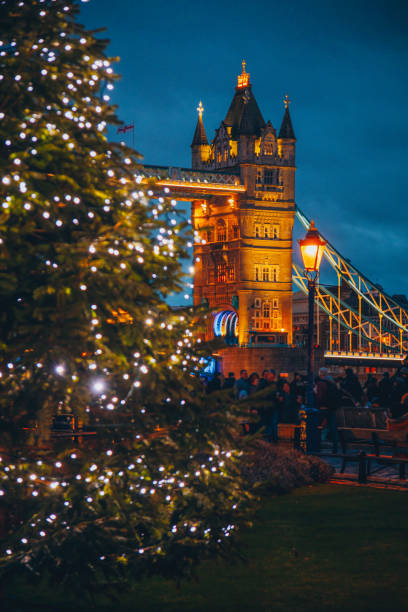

{"left": 318, "top": 442, "right": 408, "bottom": 488}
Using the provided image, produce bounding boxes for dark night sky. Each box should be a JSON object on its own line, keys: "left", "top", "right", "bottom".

{"left": 81, "top": 0, "right": 408, "bottom": 297}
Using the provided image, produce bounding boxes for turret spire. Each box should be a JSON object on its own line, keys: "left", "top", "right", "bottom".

{"left": 191, "top": 101, "right": 208, "bottom": 147}
{"left": 278, "top": 94, "right": 295, "bottom": 139}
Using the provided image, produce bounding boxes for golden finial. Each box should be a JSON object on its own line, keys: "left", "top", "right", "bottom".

{"left": 284, "top": 94, "right": 291, "bottom": 109}
{"left": 237, "top": 60, "right": 250, "bottom": 88}
{"left": 197, "top": 101, "right": 204, "bottom": 118}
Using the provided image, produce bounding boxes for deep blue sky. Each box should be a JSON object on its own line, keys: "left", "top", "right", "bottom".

{"left": 81, "top": 0, "right": 408, "bottom": 297}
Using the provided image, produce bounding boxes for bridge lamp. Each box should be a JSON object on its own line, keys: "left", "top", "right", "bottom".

{"left": 298, "top": 220, "right": 325, "bottom": 277}
{"left": 297, "top": 220, "right": 326, "bottom": 453}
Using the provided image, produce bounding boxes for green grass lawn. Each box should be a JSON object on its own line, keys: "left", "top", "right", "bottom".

{"left": 5, "top": 484, "right": 408, "bottom": 611}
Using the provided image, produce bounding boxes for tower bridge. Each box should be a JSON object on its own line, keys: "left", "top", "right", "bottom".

{"left": 141, "top": 62, "right": 407, "bottom": 372}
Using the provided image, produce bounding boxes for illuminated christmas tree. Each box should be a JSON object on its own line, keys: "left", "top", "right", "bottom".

{"left": 0, "top": 0, "right": 250, "bottom": 600}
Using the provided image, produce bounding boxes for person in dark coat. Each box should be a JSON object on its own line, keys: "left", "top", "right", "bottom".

{"left": 278, "top": 381, "right": 292, "bottom": 423}
{"left": 290, "top": 373, "right": 306, "bottom": 423}
{"left": 315, "top": 367, "right": 339, "bottom": 453}
{"left": 258, "top": 370, "right": 279, "bottom": 443}
{"left": 248, "top": 372, "right": 260, "bottom": 395}
{"left": 234, "top": 369, "right": 249, "bottom": 399}
{"left": 290, "top": 372, "right": 305, "bottom": 400}
{"left": 364, "top": 374, "right": 379, "bottom": 403}
{"left": 206, "top": 372, "right": 221, "bottom": 394}
{"left": 223, "top": 372, "right": 236, "bottom": 390}
{"left": 378, "top": 372, "right": 392, "bottom": 407}
{"left": 341, "top": 368, "right": 363, "bottom": 405}
{"left": 257, "top": 369, "right": 270, "bottom": 392}
{"left": 244, "top": 372, "right": 260, "bottom": 433}
{"left": 389, "top": 368, "right": 408, "bottom": 418}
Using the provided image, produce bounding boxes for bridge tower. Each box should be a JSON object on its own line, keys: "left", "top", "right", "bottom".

{"left": 191, "top": 62, "right": 296, "bottom": 349}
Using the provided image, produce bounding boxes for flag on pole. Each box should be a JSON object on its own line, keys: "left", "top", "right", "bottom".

{"left": 117, "top": 123, "right": 134, "bottom": 134}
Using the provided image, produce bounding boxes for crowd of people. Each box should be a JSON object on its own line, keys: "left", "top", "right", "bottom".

{"left": 203, "top": 365, "right": 408, "bottom": 452}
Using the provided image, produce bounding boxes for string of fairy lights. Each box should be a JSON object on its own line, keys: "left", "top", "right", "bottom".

{"left": 1, "top": 446, "right": 238, "bottom": 558}
{"left": 0, "top": 0, "right": 243, "bottom": 568}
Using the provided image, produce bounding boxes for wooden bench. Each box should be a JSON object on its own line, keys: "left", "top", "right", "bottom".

{"left": 337, "top": 429, "right": 376, "bottom": 474}
{"left": 338, "top": 428, "right": 373, "bottom": 452}
{"left": 371, "top": 431, "right": 408, "bottom": 455}
{"left": 335, "top": 430, "right": 408, "bottom": 480}
{"left": 366, "top": 432, "right": 408, "bottom": 479}
{"left": 366, "top": 453, "right": 408, "bottom": 480}
{"left": 314, "top": 449, "right": 369, "bottom": 483}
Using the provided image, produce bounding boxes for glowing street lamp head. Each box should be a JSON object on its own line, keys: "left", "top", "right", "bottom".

{"left": 298, "top": 220, "right": 326, "bottom": 273}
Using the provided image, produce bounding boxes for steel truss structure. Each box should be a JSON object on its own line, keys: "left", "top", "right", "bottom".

{"left": 293, "top": 207, "right": 408, "bottom": 355}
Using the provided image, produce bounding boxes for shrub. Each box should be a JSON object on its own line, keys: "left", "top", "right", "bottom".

{"left": 240, "top": 441, "right": 334, "bottom": 494}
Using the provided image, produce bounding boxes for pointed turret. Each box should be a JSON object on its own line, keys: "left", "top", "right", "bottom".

{"left": 277, "top": 94, "right": 296, "bottom": 200}
{"left": 191, "top": 101, "right": 208, "bottom": 146}
{"left": 278, "top": 94, "right": 295, "bottom": 140}
{"left": 224, "top": 61, "right": 265, "bottom": 138}
{"left": 191, "top": 101, "right": 210, "bottom": 169}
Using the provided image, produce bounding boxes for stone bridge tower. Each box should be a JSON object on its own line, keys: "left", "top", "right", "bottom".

{"left": 191, "top": 62, "right": 296, "bottom": 349}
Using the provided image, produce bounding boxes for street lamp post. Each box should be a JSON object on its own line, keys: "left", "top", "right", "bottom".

{"left": 298, "top": 220, "right": 326, "bottom": 452}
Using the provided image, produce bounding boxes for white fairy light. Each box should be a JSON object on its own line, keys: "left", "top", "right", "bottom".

{"left": 91, "top": 379, "right": 105, "bottom": 393}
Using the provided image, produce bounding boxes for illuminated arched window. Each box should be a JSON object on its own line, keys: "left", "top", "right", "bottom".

{"left": 216, "top": 218, "right": 227, "bottom": 242}
{"left": 263, "top": 141, "right": 274, "bottom": 155}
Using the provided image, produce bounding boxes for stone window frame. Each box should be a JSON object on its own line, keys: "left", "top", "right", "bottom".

{"left": 263, "top": 301, "right": 271, "bottom": 318}
{"left": 271, "top": 265, "right": 279, "bottom": 282}
{"left": 263, "top": 169, "right": 275, "bottom": 185}
{"left": 262, "top": 266, "right": 269, "bottom": 282}
{"left": 216, "top": 262, "right": 226, "bottom": 282}
{"left": 263, "top": 142, "right": 274, "bottom": 156}
{"left": 254, "top": 264, "right": 279, "bottom": 282}
{"left": 206, "top": 227, "right": 214, "bottom": 243}
{"left": 216, "top": 218, "right": 227, "bottom": 242}
{"left": 227, "top": 265, "right": 235, "bottom": 282}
